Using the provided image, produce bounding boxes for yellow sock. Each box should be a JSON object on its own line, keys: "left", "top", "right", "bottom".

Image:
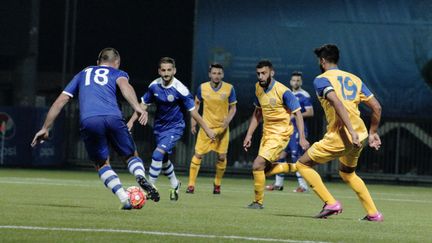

{"left": 339, "top": 171, "right": 378, "bottom": 215}
{"left": 265, "top": 162, "right": 297, "bottom": 176}
{"left": 214, "top": 159, "right": 227, "bottom": 186}
{"left": 252, "top": 170, "right": 265, "bottom": 204}
{"left": 296, "top": 162, "right": 336, "bottom": 205}
{"left": 188, "top": 156, "right": 202, "bottom": 186}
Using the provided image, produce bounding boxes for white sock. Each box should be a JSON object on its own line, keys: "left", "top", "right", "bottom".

{"left": 163, "top": 160, "right": 179, "bottom": 189}
{"left": 296, "top": 171, "right": 308, "bottom": 189}
{"left": 127, "top": 157, "right": 146, "bottom": 178}
{"left": 149, "top": 160, "right": 162, "bottom": 185}
{"left": 98, "top": 165, "right": 128, "bottom": 202}
{"left": 275, "top": 174, "right": 284, "bottom": 187}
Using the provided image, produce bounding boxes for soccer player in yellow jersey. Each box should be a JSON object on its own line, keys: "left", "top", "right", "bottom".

{"left": 187, "top": 63, "right": 237, "bottom": 194}
{"left": 295, "top": 44, "right": 383, "bottom": 221}
{"left": 243, "top": 60, "right": 309, "bottom": 209}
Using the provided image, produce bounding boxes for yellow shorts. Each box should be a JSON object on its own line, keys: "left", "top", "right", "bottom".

{"left": 258, "top": 134, "right": 290, "bottom": 162}
{"left": 194, "top": 127, "right": 229, "bottom": 155}
{"left": 307, "top": 131, "right": 365, "bottom": 167}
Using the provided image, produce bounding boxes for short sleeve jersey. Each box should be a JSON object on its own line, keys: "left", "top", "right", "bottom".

{"left": 196, "top": 81, "right": 237, "bottom": 129}
{"left": 142, "top": 77, "right": 195, "bottom": 134}
{"left": 63, "top": 65, "right": 128, "bottom": 121}
{"left": 254, "top": 80, "right": 301, "bottom": 137}
{"left": 313, "top": 68, "right": 373, "bottom": 141}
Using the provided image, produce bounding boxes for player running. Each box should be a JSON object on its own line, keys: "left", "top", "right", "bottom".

{"left": 295, "top": 44, "right": 383, "bottom": 221}
{"left": 128, "top": 57, "right": 215, "bottom": 201}
{"left": 31, "top": 48, "right": 159, "bottom": 209}
{"left": 243, "top": 60, "right": 309, "bottom": 209}
{"left": 266, "top": 71, "right": 314, "bottom": 192}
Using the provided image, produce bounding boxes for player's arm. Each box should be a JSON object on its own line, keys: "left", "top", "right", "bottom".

{"left": 284, "top": 91, "right": 309, "bottom": 150}
{"left": 223, "top": 103, "right": 237, "bottom": 129}
{"left": 190, "top": 109, "right": 215, "bottom": 141}
{"left": 363, "top": 96, "right": 382, "bottom": 150}
{"left": 223, "top": 87, "right": 238, "bottom": 129}
{"left": 31, "top": 93, "right": 70, "bottom": 147}
{"left": 302, "top": 107, "right": 314, "bottom": 118}
{"left": 127, "top": 103, "right": 148, "bottom": 130}
{"left": 243, "top": 107, "right": 262, "bottom": 151}
{"left": 117, "top": 77, "right": 147, "bottom": 125}
{"left": 190, "top": 97, "right": 201, "bottom": 135}
{"left": 326, "top": 91, "right": 360, "bottom": 147}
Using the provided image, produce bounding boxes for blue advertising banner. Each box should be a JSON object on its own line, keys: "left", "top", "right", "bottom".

{"left": 0, "top": 107, "right": 65, "bottom": 167}
{"left": 193, "top": 0, "right": 432, "bottom": 118}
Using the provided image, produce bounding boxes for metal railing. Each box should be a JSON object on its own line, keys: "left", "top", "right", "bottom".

{"left": 64, "top": 102, "right": 432, "bottom": 183}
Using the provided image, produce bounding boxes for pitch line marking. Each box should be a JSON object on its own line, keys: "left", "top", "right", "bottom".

{"left": 0, "top": 225, "right": 329, "bottom": 243}
{"left": 0, "top": 177, "right": 431, "bottom": 204}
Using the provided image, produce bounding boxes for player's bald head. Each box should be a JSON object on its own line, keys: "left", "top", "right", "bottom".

{"left": 97, "top": 47, "right": 121, "bottom": 65}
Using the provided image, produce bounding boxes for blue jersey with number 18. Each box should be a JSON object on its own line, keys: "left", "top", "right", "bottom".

{"left": 63, "top": 65, "right": 129, "bottom": 121}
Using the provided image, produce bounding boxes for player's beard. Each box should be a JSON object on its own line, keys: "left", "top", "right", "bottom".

{"left": 259, "top": 76, "right": 272, "bottom": 88}
{"left": 163, "top": 75, "right": 173, "bottom": 84}
{"left": 320, "top": 64, "right": 325, "bottom": 73}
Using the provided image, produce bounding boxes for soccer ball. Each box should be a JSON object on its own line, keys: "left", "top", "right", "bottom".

{"left": 126, "top": 186, "right": 146, "bottom": 209}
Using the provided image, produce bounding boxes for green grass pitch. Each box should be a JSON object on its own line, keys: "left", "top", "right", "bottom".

{"left": 0, "top": 168, "right": 431, "bottom": 242}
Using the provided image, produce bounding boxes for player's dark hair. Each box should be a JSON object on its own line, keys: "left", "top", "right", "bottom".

{"left": 291, "top": 71, "right": 302, "bottom": 77}
{"left": 159, "top": 57, "right": 176, "bottom": 68}
{"left": 97, "top": 47, "right": 120, "bottom": 63}
{"left": 314, "top": 44, "right": 339, "bottom": 64}
{"left": 208, "top": 63, "right": 224, "bottom": 72}
{"left": 256, "top": 60, "right": 273, "bottom": 69}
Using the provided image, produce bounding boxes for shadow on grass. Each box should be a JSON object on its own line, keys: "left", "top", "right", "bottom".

{"left": 20, "top": 202, "right": 93, "bottom": 209}
{"left": 272, "top": 213, "right": 353, "bottom": 221}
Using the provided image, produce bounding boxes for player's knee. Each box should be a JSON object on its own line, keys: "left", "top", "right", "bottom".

{"left": 152, "top": 149, "right": 165, "bottom": 161}
{"left": 217, "top": 154, "right": 226, "bottom": 162}
{"left": 94, "top": 160, "right": 109, "bottom": 170}
{"left": 339, "top": 170, "right": 356, "bottom": 182}
{"left": 194, "top": 153, "right": 203, "bottom": 160}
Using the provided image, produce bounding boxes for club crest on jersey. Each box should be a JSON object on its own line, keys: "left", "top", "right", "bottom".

{"left": 269, "top": 98, "right": 277, "bottom": 107}
{"left": 220, "top": 93, "right": 227, "bottom": 100}
{"left": 167, "top": 94, "right": 175, "bottom": 102}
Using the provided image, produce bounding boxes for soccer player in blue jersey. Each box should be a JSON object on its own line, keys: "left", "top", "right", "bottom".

{"left": 31, "top": 48, "right": 160, "bottom": 210}
{"left": 128, "top": 57, "right": 215, "bottom": 201}
{"left": 266, "top": 71, "right": 314, "bottom": 192}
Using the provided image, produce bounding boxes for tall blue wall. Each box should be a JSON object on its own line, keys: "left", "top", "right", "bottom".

{"left": 193, "top": 0, "right": 432, "bottom": 118}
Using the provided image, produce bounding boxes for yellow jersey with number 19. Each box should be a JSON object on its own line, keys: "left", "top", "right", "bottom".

{"left": 313, "top": 68, "right": 374, "bottom": 142}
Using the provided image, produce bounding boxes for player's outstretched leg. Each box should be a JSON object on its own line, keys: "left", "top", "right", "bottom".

{"left": 296, "top": 161, "right": 342, "bottom": 218}
{"left": 339, "top": 170, "right": 383, "bottom": 222}
{"left": 97, "top": 164, "right": 131, "bottom": 208}
{"left": 162, "top": 158, "right": 181, "bottom": 201}
{"left": 125, "top": 155, "right": 160, "bottom": 202}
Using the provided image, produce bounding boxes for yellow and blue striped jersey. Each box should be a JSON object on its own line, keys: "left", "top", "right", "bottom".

{"left": 254, "top": 80, "right": 301, "bottom": 137}
{"left": 196, "top": 81, "right": 237, "bottom": 129}
{"left": 313, "top": 68, "right": 373, "bottom": 141}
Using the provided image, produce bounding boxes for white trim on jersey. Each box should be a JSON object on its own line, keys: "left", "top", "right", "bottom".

{"left": 292, "top": 88, "right": 311, "bottom": 98}
{"left": 62, "top": 91, "right": 74, "bottom": 98}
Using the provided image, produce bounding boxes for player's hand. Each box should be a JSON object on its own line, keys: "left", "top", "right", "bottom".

{"left": 31, "top": 128, "right": 49, "bottom": 147}
{"left": 243, "top": 135, "right": 252, "bottom": 151}
{"left": 299, "top": 138, "right": 310, "bottom": 151}
{"left": 205, "top": 128, "right": 216, "bottom": 141}
{"left": 368, "top": 133, "right": 381, "bottom": 150}
{"left": 127, "top": 121, "right": 134, "bottom": 132}
{"left": 222, "top": 117, "right": 229, "bottom": 130}
{"left": 350, "top": 130, "right": 361, "bottom": 148}
{"left": 191, "top": 119, "right": 197, "bottom": 135}
{"left": 136, "top": 110, "right": 148, "bottom": 126}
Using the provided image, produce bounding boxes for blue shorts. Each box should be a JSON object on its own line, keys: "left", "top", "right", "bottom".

{"left": 284, "top": 128, "right": 308, "bottom": 161}
{"left": 155, "top": 129, "right": 183, "bottom": 154}
{"left": 80, "top": 115, "right": 135, "bottom": 162}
